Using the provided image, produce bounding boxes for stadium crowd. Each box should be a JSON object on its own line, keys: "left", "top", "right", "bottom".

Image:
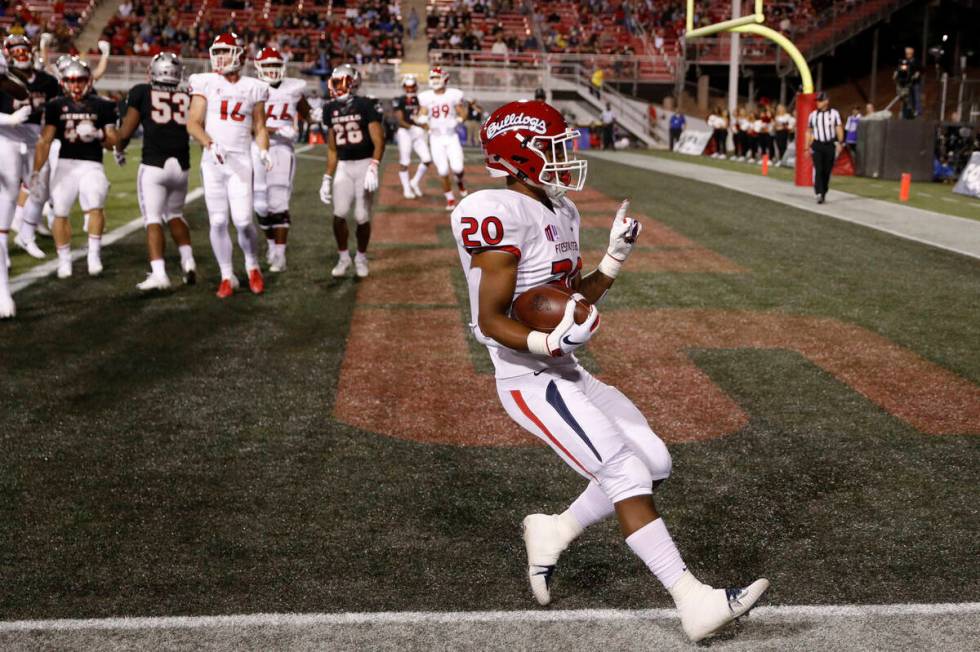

{"left": 0, "top": 0, "right": 87, "bottom": 52}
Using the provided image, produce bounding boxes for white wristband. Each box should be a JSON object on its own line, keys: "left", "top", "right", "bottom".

{"left": 527, "top": 330, "right": 551, "bottom": 356}
{"left": 597, "top": 252, "right": 623, "bottom": 279}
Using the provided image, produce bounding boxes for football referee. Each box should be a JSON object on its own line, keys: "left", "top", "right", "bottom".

{"left": 806, "top": 92, "right": 844, "bottom": 204}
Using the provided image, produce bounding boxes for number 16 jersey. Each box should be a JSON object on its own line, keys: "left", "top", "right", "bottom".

{"left": 188, "top": 72, "right": 269, "bottom": 153}
{"left": 126, "top": 82, "right": 191, "bottom": 169}
{"left": 323, "top": 96, "right": 380, "bottom": 161}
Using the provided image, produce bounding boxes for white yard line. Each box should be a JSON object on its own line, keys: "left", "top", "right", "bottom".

{"left": 1, "top": 603, "right": 978, "bottom": 632}
{"left": 10, "top": 145, "right": 314, "bottom": 295}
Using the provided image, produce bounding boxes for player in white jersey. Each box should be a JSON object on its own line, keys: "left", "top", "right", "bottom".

{"left": 251, "top": 47, "right": 311, "bottom": 273}
{"left": 187, "top": 32, "right": 272, "bottom": 299}
{"left": 0, "top": 47, "right": 31, "bottom": 317}
{"left": 392, "top": 74, "right": 430, "bottom": 199}
{"left": 450, "top": 100, "right": 769, "bottom": 643}
{"left": 417, "top": 67, "right": 467, "bottom": 211}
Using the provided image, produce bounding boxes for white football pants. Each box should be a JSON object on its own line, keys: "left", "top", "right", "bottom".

{"left": 333, "top": 158, "right": 375, "bottom": 225}
{"left": 429, "top": 132, "right": 464, "bottom": 177}
{"left": 51, "top": 159, "right": 109, "bottom": 217}
{"left": 137, "top": 158, "right": 189, "bottom": 227}
{"left": 396, "top": 126, "right": 431, "bottom": 166}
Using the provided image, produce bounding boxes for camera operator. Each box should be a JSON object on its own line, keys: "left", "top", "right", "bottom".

{"left": 893, "top": 46, "right": 921, "bottom": 119}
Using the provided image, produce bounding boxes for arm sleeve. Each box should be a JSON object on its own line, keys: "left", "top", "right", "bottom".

{"left": 451, "top": 198, "right": 529, "bottom": 261}
{"left": 364, "top": 99, "right": 381, "bottom": 123}
{"left": 44, "top": 100, "right": 58, "bottom": 127}
{"left": 99, "top": 100, "right": 118, "bottom": 128}
{"left": 126, "top": 85, "right": 144, "bottom": 111}
{"left": 255, "top": 81, "right": 270, "bottom": 103}
{"left": 188, "top": 74, "right": 207, "bottom": 97}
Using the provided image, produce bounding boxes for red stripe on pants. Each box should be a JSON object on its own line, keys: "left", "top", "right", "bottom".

{"left": 510, "top": 389, "right": 596, "bottom": 481}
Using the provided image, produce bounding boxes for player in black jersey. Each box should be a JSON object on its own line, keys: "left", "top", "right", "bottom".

{"left": 115, "top": 53, "right": 197, "bottom": 291}
{"left": 318, "top": 64, "right": 385, "bottom": 279}
{"left": 393, "top": 74, "right": 431, "bottom": 199}
{"left": 30, "top": 58, "right": 118, "bottom": 279}
{"left": 0, "top": 35, "right": 60, "bottom": 266}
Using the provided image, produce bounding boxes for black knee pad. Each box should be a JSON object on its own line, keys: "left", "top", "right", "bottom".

{"left": 257, "top": 212, "right": 275, "bottom": 231}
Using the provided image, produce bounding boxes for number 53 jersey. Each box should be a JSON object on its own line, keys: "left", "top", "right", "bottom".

{"left": 450, "top": 188, "right": 585, "bottom": 379}
{"left": 188, "top": 72, "right": 269, "bottom": 153}
{"left": 126, "top": 82, "right": 191, "bottom": 169}
{"left": 323, "top": 96, "right": 380, "bottom": 161}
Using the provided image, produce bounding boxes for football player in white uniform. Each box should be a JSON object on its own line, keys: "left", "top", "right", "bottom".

{"left": 0, "top": 48, "right": 31, "bottom": 317}
{"left": 392, "top": 74, "right": 430, "bottom": 199}
{"left": 450, "top": 100, "right": 769, "bottom": 643}
{"left": 317, "top": 64, "right": 384, "bottom": 279}
{"left": 187, "top": 33, "right": 272, "bottom": 298}
{"left": 30, "top": 58, "right": 118, "bottom": 279}
{"left": 251, "top": 46, "right": 311, "bottom": 273}
{"left": 417, "top": 67, "right": 467, "bottom": 211}
{"left": 115, "top": 53, "right": 198, "bottom": 291}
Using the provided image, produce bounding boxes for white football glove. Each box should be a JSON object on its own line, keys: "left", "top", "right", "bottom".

{"left": 598, "top": 199, "right": 641, "bottom": 279}
{"left": 276, "top": 124, "right": 297, "bottom": 141}
{"left": 75, "top": 121, "right": 104, "bottom": 143}
{"left": 207, "top": 141, "right": 225, "bottom": 164}
{"left": 319, "top": 174, "right": 333, "bottom": 205}
{"left": 259, "top": 148, "right": 273, "bottom": 171}
{"left": 309, "top": 106, "right": 323, "bottom": 123}
{"left": 363, "top": 160, "right": 379, "bottom": 192}
{"left": 526, "top": 294, "right": 601, "bottom": 357}
{"left": 113, "top": 148, "right": 126, "bottom": 166}
{"left": 97, "top": 40, "right": 111, "bottom": 56}
{"left": 0, "top": 105, "right": 32, "bottom": 126}
{"left": 414, "top": 114, "right": 429, "bottom": 126}
{"left": 27, "top": 170, "right": 45, "bottom": 201}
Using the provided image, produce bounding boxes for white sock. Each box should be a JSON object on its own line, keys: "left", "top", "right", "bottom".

{"left": 12, "top": 204, "right": 24, "bottom": 233}
{"left": 87, "top": 235, "right": 101, "bottom": 260}
{"left": 444, "top": 191, "right": 455, "bottom": 201}
{"left": 412, "top": 163, "right": 428, "bottom": 184}
{"left": 237, "top": 223, "right": 259, "bottom": 270}
{"left": 0, "top": 240, "right": 8, "bottom": 290}
{"left": 399, "top": 169, "right": 411, "bottom": 191}
{"left": 57, "top": 244, "right": 71, "bottom": 263}
{"left": 0, "top": 232, "right": 7, "bottom": 257}
{"left": 274, "top": 243, "right": 286, "bottom": 257}
{"left": 178, "top": 244, "right": 194, "bottom": 267}
{"left": 150, "top": 258, "right": 165, "bottom": 276}
{"left": 338, "top": 249, "right": 350, "bottom": 259}
{"left": 625, "top": 518, "right": 689, "bottom": 590}
{"left": 209, "top": 223, "right": 234, "bottom": 279}
{"left": 19, "top": 215, "right": 35, "bottom": 242}
{"left": 355, "top": 250, "right": 367, "bottom": 262}
{"left": 568, "top": 481, "right": 615, "bottom": 529}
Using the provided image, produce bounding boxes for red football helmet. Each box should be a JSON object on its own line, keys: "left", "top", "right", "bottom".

{"left": 254, "top": 46, "right": 286, "bottom": 84}
{"left": 428, "top": 66, "right": 448, "bottom": 90}
{"left": 480, "top": 100, "right": 587, "bottom": 199}
{"left": 209, "top": 33, "right": 245, "bottom": 74}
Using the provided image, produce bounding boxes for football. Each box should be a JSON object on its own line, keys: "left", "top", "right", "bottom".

{"left": 511, "top": 285, "right": 591, "bottom": 332}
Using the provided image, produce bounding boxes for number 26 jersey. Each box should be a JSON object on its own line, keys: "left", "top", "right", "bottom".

{"left": 323, "top": 96, "right": 380, "bottom": 161}
{"left": 126, "top": 82, "right": 191, "bottom": 169}
{"left": 188, "top": 72, "right": 269, "bottom": 153}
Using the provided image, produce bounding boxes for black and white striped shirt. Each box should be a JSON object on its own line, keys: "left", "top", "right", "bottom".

{"left": 808, "top": 108, "right": 842, "bottom": 142}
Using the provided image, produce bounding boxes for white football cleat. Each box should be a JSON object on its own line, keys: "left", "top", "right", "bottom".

{"left": 354, "top": 254, "right": 369, "bottom": 278}
{"left": 331, "top": 254, "right": 352, "bottom": 278}
{"left": 672, "top": 571, "right": 769, "bottom": 642}
{"left": 57, "top": 260, "right": 72, "bottom": 278}
{"left": 522, "top": 514, "right": 571, "bottom": 606}
{"left": 87, "top": 256, "right": 103, "bottom": 277}
{"left": 270, "top": 251, "right": 286, "bottom": 273}
{"left": 0, "top": 292, "right": 15, "bottom": 319}
{"left": 410, "top": 179, "right": 423, "bottom": 197}
{"left": 137, "top": 273, "right": 172, "bottom": 291}
{"left": 14, "top": 233, "right": 45, "bottom": 259}
{"left": 403, "top": 188, "right": 415, "bottom": 199}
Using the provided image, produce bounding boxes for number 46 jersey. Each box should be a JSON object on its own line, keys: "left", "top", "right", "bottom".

{"left": 323, "top": 96, "right": 380, "bottom": 161}
{"left": 450, "top": 188, "right": 584, "bottom": 379}
{"left": 188, "top": 72, "right": 269, "bottom": 153}
{"left": 265, "top": 78, "right": 306, "bottom": 147}
{"left": 126, "top": 82, "right": 191, "bottom": 169}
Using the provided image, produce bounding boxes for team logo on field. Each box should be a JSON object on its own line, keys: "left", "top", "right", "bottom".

{"left": 485, "top": 113, "right": 547, "bottom": 139}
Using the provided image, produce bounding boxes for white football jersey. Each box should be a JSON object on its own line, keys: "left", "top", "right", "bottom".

{"left": 264, "top": 77, "right": 306, "bottom": 145}
{"left": 418, "top": 88, "right": 465, "bottom": 137}
{"left": 451, "top": 189, "right": 584, "bottom": 379}
{"left": 188, "top": 72, "right": 269, "bottom": 152}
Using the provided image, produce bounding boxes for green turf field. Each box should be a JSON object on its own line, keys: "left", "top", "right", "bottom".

{"left": 1, "top": 145, "right": 978, "bottom": 646}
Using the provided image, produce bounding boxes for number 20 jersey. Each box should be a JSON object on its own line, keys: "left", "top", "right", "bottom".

{"left": 323, "top": 95, "right": 380, "bottom": 161}
{"left": 126, "top": 82, "right": 191, "bottom": 169}
{"left": 451, "top": 189, "right": 585, "bottom": 379}
{"left": 188, "top": 72, "right": 269, "bottom": 153}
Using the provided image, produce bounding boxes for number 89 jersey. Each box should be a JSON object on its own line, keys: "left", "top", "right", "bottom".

{"left": 188, "top": 72, "right": 269, "bottom": 153}
{"left": 126, "top": 82, "right": 191, "bottom": 169}
{"left": 451, "top": 188, "right": 585, "bottom": 378}
{"left": 323, "top": 96, "right": 380, "bottom": 161}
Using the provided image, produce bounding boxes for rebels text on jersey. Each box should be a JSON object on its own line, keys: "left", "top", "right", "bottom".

{"left": 323, "top": 96, "right": 380, "bottom": 161}
{"left": 188, "top": 72, "right": 269, "bottom": 153}
{"left": 392, "top": 94, "right": 420, "bottom": 126}
{"left": 264, "top": 78, "right": 306, "bottom": 146}
{"left": 127, "top": 82, "right": 191, "bottom": 169}
{"left": 451, "top": 189, "right": 585, "bottom": 379}
{"left": 418, "top": 88, "right": 464, "bottom": 136}
{"left": 44, "top": 95, "right": 118, "bottom": 162}
{"left": 0, "top": 69, "right": 60, "bottom": 137}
